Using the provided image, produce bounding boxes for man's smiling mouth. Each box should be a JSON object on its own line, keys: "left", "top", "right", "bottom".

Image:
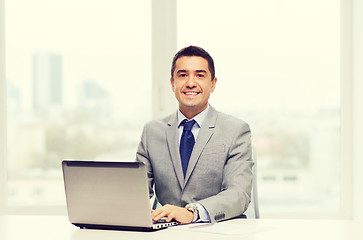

{"left": 184, "top": 91, "right": 199, "bottom": 96}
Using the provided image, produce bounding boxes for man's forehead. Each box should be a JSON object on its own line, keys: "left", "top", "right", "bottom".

{"left": 174, "top": 56, "right": 209, "bottom": 71}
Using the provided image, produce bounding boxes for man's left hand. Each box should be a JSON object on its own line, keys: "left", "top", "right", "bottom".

{"left": 151, "top": 204, "right": 193, "bottom": 224}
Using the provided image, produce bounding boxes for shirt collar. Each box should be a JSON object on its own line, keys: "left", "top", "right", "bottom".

{"left": 177, "top": 105, "right": 210, "bottom": 128}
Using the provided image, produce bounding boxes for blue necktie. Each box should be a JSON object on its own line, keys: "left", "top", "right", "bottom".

{"left": 180, "top": 119, "right": 196, "bottom": 177}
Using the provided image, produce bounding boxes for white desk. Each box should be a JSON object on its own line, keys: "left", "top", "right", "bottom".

{"left": 1, "top": 215, "right": 362, "bottom": 240}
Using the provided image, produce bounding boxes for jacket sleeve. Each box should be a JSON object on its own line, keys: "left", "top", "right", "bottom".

{"left": 135, "top": 124, "right": 155, "bottom": 199}
{"left": 197, "top": 122, "right": 253, "bottom": 223}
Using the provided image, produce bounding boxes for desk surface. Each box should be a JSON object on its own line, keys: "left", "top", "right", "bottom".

{"left": 1, "top": 215, "right": 362, "bottom": 240}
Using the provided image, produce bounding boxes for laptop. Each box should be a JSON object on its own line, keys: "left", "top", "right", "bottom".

{"left": 62, "top": 160, "right": 178, "bottom": 231}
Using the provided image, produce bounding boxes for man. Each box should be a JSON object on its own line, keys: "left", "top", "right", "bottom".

{"left": 136, "top": 46, "right": 253, "bottom": 224}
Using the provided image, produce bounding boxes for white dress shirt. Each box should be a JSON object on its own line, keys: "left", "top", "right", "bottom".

{"left": 177, "top": 105, "right": 211, "bottom": 223}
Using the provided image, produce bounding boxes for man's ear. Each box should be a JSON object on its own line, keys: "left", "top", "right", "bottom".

{"left": 170, "top": 78, "right": 176, "bottom": 92}
{"left": 211, "top": 77, "right": 217, "bottom": 93}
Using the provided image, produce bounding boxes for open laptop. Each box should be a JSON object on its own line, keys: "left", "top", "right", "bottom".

{"left": 62, "top": 160, "right": 178, "bottom": 231}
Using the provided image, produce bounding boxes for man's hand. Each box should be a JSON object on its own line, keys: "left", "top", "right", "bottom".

{"left": 151, "top": 204, "right": 193, "bottom": 224}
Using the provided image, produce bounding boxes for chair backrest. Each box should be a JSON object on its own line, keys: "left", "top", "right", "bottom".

{"left": 244, "top": 146, "right": 260, "bottom": 218}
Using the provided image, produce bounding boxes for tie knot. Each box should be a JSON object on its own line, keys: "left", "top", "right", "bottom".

{"left": 182, "top": 119, "right": 196, "bottom": 131}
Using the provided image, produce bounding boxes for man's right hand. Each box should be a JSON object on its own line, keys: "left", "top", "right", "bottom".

{"left": 151, "top": 204, "right": 194, "bottom": 224}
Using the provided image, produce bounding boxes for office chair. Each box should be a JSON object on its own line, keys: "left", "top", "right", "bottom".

{"left": 151, "top": 146, "right": 260, "bottom": 219}
{"left": 244, "top": 146, "right": 260, "bottom": 218}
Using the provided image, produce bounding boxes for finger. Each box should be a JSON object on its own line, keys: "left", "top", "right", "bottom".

{"left": 152, "top": 210, "right": 168, "bottom": 221}
{"left": 151, "top": 209, "right": 161, "bottom": 219}
{"left": 152, "top": 204, "right": 170, "bottom": 216}
{"left": 165, "top": 214, "right": 174, "bottom": 223}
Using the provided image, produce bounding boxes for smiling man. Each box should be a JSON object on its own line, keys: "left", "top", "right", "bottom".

{"left": 136, "top": 46, "right": 253, "bottom": 224}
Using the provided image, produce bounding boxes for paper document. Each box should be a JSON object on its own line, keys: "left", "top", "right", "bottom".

{"left": 173, "top": 221, "right": 272, "bottom": 236}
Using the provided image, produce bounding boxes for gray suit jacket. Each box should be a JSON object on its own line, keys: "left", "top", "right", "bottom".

{"left": 136, "top": 106, "right": 253, "bottom": 223}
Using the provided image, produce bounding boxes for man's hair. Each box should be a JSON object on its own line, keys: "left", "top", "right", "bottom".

{"left": 171, "top": 46, "right": 215, "bottom": 81}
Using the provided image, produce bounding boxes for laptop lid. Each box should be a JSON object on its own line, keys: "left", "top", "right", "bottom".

{"left": 62, "top": 160, "right": 170, "bottom": 231}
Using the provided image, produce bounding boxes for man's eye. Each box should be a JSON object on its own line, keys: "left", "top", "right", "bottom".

{"left": 179, "top": 74, "right": 187, "bottom": 77}
{"left": 197, "top": 74, "right": 205, "bottom": 78}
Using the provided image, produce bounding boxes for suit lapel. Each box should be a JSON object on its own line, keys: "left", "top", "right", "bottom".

{"left": 166, "top": 112, "right": 185, "bottom": 189}
{"left": 184, "top": 106, "right": 218, "bottom": 185}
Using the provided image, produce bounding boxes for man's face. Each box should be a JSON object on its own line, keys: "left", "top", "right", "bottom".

{"left": 171, "top": 56, "right": 217, "bottom": 118}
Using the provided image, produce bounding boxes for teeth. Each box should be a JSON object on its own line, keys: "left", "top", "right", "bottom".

{"left": 185, "top": 92, "right": 198, "bottom": 95}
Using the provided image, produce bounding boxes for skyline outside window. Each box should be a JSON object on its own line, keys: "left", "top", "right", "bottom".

{"left": 3, "top": 0, "right": 344, "bottom": 218}
{"left": 5, "top": 0, "right": 151, "bottom": 206}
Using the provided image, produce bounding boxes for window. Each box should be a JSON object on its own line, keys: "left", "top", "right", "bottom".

{"left": 177, "top": 0, "right": 341, "bottom": 216}
{"left": 4, "top": 0, "right": 151, "bottom": 207}
{"left": 1, "top": 0, "right": 357, "bottom": 219}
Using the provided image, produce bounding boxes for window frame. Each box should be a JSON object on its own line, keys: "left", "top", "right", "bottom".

{"left": 351, "top": 0, "right": 363, "bottom": 220}
{"left": 0, "top": 0, "right": 7, "bottom": 214}
{"left": 340, "top": 0, "right": 353, "bottom": 220}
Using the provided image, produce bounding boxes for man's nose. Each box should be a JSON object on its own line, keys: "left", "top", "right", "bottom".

{"left": 185, "top": 76, "right": 197, "bottom": 88}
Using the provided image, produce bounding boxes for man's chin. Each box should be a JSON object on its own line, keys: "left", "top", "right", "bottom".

{"left": 179, "top": 103, "right": 208, "bottom": 115}
{"left": 180, "top": 102, "right": 200, "bottom": 109}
